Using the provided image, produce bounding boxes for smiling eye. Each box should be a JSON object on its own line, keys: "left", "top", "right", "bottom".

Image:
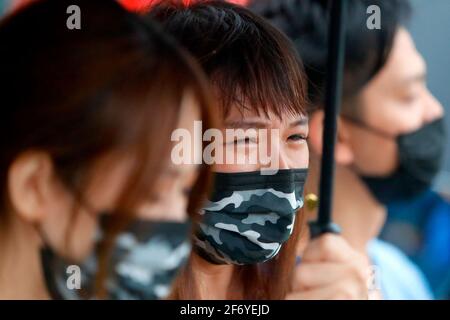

{"left": 288, "top": 134, "right": 308, "bottom": 142}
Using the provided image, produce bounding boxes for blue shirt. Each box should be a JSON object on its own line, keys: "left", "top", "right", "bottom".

{"left": 367, "top": 239, "right": 434, "bottom": 300}
{"left": 382, "top": 190, "right": 450, "bottom": 298}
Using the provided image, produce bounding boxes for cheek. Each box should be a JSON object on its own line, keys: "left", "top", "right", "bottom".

{"left": 364, "top": 95, "right": 424, "bottom": 135}
{"left": 44, "top": 158, "right": 134, "bottom": 261}
{"left": 66, "top": 209, "right": 98, "bottom": 261}
{"left": 213, "top": 143, "right": 310, "bottom": 172}
{"left": 351, "top": 130, "right": 399, "bottom": 175}
{"left": 384, "top": 104, "right": 424, "bottom": 134}
{"left": 213, "top": 162, "right": 261, "bottom": 173}
{"left": 286, "top": 143, "right": 309, "bottom": 169}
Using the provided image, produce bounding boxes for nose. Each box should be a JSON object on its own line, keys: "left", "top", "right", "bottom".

{"left": 423, "top": 89, "right": 444, "bottom": 124}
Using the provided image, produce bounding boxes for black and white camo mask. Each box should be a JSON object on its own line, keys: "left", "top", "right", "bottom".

{"left": 41, "top": 216, "right": 191, "bottom": 300}
{"left": 194, "top": 168, "right": 308, "bottom": 265}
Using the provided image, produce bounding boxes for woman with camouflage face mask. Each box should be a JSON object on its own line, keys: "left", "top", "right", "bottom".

{"left": 149, "top": 0, "right": 370, "bottom": 300}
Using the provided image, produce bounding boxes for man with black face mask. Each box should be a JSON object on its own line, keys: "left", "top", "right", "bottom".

{"left": 253, "top": 0, "right": 447, "bottom": 299}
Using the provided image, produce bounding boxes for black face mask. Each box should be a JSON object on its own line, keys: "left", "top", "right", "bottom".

{"left": 345, "top": 116, "right": 447, "bottom": 205}
{"left": 40, "top": 215, "right": 191, "bottom": 300}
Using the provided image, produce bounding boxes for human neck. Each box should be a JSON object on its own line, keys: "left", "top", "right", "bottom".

{"left": 0, "top": 215, "right": 49, "bottom": 299}
{"left": 190, "top": 253, "right": 241, "bottom": 300}
{"left": 332, "top": 166, "right": 386, "bottom": 254}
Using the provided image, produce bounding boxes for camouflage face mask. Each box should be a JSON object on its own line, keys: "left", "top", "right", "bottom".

{"left": 41, "top": 216, "right": 191, "bottom": 300}
{"left": 194, "top": 168, "right": 308, "bottom": 265}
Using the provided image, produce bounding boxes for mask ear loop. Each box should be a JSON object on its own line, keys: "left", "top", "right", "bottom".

{"left": 33, "top": 222, "right": 76, "bottom": 300}
{"left": 33, "top": 196, "right": 101, "bottom": 300}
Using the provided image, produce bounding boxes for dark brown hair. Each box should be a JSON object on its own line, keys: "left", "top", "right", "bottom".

{"left": 252, "top": 0, "right": 411, "bottom": 117}
{"left": 148, "top": 0, "right": 308, "bottom": 299}
{"left": 0, "top": 0, "right": 215, "bottom": 296}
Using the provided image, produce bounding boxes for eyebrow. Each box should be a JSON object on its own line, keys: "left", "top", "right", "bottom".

{"left": 290, "top": 117, "right": 309, "bottom": 127}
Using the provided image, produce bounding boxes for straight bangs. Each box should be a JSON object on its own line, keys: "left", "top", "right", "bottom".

{"left": 148, "top": 0, "right": 309, "bottom": 120}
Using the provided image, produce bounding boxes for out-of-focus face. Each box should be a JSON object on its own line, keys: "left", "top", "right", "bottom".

{"left": 7, "top": 91, "right": 202, "bottom": 262}
{"left": 213, "top": 104, "right": 309, "bottom": 173}
{"left": 344, "top": 27, "right": 444, "bottom": 176}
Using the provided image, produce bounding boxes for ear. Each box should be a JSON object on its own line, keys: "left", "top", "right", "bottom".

{"left": 7, "top": 152, "right": 55, "bottom": 223}
{"left": 308, "top": 110, "right": 355, "bottom": 166}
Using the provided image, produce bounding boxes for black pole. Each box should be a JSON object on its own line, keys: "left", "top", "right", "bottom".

{"left": 309, "top": 0, "right": 347, "bottom": 238}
